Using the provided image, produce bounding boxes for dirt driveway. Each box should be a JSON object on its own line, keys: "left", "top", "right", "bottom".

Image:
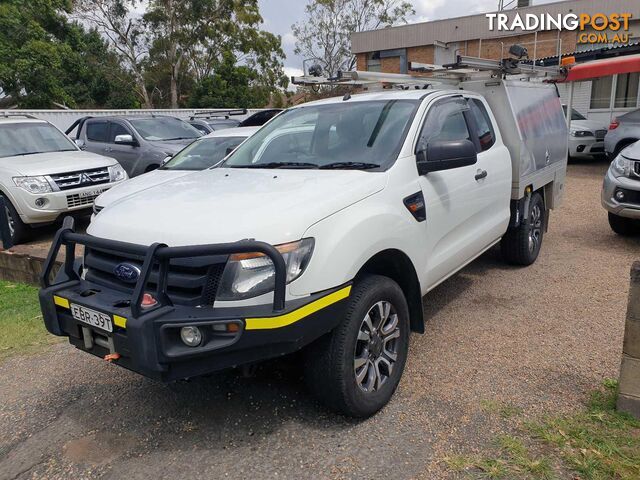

{"left": 1, "top": 159, "right": 639, "bottom": 480}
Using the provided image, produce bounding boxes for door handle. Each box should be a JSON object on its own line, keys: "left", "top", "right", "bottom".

{"left": 475, "top": 169, "right": 488, "bottom": 181}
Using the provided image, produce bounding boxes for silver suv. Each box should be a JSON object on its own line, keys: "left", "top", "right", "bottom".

{"left": 70, "top": 116, "right": 202, "bottom": 177}
{"left": 602, "top": 140, "right": 640, "bottom": 235}
{"left": 0, "top": 115, "right": 126, "bottom": 244}
{"left": 604, "top": 108, "right": 640, "bottom": 159}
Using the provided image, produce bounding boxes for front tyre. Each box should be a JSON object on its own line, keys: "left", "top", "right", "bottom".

{"left": 1, "top": 196, "right": 30, "bottom": 245}
{"left": 304, "top": 274, "right": 410, "bottom": 418}
{"left": 608, "top": 212, "right": 640, "bottom": 236}
{"left": 501, "top": 192, "right": 545, "bottom": 266}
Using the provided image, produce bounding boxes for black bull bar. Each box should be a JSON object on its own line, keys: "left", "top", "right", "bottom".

{"left": 41, "top": 217, "right": 287, "bottom": 317}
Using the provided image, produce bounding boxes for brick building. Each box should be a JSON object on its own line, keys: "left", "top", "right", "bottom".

{"left": 351, "top": 0, "right": 640, "bottom": 123}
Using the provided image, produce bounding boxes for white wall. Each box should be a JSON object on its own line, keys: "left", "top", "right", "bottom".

{"left": 1, "top": 108, "right": 264, "bottom": 132}
{"left": 556, "top": 74, "right": 640, "bottom": 126}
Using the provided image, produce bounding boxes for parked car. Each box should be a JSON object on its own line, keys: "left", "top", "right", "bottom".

{"left": 187, "top": 110, "right": 245, "bottom": 134}
{"left": 0, "top": 115, "right": 127, "bottom": 244}
{"left": 238, "top": 109, "right": 283, "bottom": 127}
{"left": 93, "top": 126, "right": 259, "bottom": 213}
{"left": 602, "top": 140, "right": 640, "bottom": 235}
{"left": 39, "top": 79, "right": 567, "bottom": 417}
{"left": 69, "top": 116, "right": 202, "bottom": 178}
{"left": 605, "top": 108, "right": 640, "bottom": 158}
{"left": 563, "top": 105, "right": 607, "bottom": 159}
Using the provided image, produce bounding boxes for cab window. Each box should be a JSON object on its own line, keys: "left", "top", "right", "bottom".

{"left": 86, "top": 121, "right": 108, "bottom": 142}
{"left": 467, "top": 98, "right": 496, "bottom": 151}
{"left": 416, "top": 97, "right": 472, "bottom": 156}
{"left": 108, "top": 122, "right": 132, "bottom": 143}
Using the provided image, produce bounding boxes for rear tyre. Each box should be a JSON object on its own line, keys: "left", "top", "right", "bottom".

{"left": 304, "top": 274, "right": 410, "bottom": 418}
{"left": 501, "top": 192, "right": 545, "bottom": 266}
{"left": 1, "top": 197, "right": 30, "bottom": 245}
{"left": 608, "top": 212, "right": 640, "bottom": 236}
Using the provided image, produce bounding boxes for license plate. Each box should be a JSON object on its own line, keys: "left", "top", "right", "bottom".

{"left": 80, "top": 188, "right": 106, "bottom": 198}
{"left": 70, "top": 303, "right": 113, "bottom": 333}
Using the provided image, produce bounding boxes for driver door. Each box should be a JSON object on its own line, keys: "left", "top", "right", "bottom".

{"left": 416, "top": 96, "right": 489, "bottom": 289}
{"left": 106, "top": 121, "right": 139, "bottom": 175}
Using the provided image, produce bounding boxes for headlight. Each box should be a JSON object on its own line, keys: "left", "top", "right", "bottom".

{"left": 217, "top": 238, "right": 314, "bottom": 301}
{"left": 611, "top": 154, "right": 634, "bottom": 177}
{"left": 13, "top": 176, "right": 53, "bottom": 194}
{"left": 108, "top": 164, "right": 128, "bottom": 182}
{"left": 570, "top": 130, "right": 594, "bottom": 137}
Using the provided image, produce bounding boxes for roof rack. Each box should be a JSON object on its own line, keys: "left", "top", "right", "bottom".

{"left": 291, "top": 53, "right": 567, "bottom": 90}
{"left": 189, "top": 109, "right": 247, "bottom": 120}
{"left": 0, "top": 113, "right": 38, "bottom": 119}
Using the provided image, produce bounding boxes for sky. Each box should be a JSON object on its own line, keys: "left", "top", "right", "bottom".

{"left": 257, "top": 0, "right": 562, "bottom": 80}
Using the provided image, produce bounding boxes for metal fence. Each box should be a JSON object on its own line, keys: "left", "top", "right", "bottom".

{"left": 1, "top": 108, "right": 264, "bottom": 132}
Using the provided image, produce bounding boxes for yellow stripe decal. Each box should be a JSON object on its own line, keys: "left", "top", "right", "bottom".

{"left": 245, "top": 286, "right": 351, "bottom": 330}
{"left": 113, "top": 315, "right": 127, "bottom": 329}
{"left": 53, "top": 296, "right": 70, "bottom": 309}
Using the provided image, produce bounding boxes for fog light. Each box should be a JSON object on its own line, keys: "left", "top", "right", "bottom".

{"left": 615, "top": 190, "right": 626, "bottom": 202}
{"left": 180, "top": 326, "right": 202, "bottom": 347}
{"left": 34, "top": 197, "right": 47, "bottom": 208}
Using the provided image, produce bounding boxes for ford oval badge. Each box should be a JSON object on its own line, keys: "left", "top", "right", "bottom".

{"left": 114, "top": 263, "right": 141, "bottom": 284}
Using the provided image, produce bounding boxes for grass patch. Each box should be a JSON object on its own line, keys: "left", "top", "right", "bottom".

{"left": 443, "top": 435, "right": 553, "bottom": 479}
{"left": 0, "top": 281, "right": 59, "bottom": 361}
{"left": 446, "top": 381, "right": 640, "bottom": 479}
{"left": 530, "top": 380, "right": 640, "bottom": 480}
{"left": 480, "top": 399, "right": 524, "bottom": 419}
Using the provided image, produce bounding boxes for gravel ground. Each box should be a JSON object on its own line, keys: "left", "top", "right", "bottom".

{"left": 1, "top": 159, "right": 639, "bottom": 480}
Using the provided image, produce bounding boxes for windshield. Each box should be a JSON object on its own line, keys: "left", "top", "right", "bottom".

{"left": 562, "top": 106, "right": 587, "bottom": 121}
{"left": 129, "top": 117, "right": 201, "bottom": 141}
{"left": 161, "top": 136, "right": 248, "bottom": 170}
{"left": 222, "top": 100, "right": 419, "bottom": 170}
{"left": 0, "top": 122, "right": 77, "bottom": 158}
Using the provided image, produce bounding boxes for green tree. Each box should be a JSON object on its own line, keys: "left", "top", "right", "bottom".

{"left": 73, "top": 0, "right": 152, "bottom": 107}
{"left": 144, "top": 0, "right": 287, "bottom": 108}
{"left": 292, "top": 0, "right": 414, "bottom": 77}
{"left": 0, "top": 0, "right": 137, "bottom": 108}
{"left": 187, "top": 54, "right": 271, "bottom": 108}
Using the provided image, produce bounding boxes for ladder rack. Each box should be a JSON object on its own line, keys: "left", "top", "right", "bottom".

{"left": 291, "top": 54, "right": 567, "bottom": 90}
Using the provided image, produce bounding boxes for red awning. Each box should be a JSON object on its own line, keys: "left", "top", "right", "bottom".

{"left": 559, "top": 54, "right": 640, "bottom": 83}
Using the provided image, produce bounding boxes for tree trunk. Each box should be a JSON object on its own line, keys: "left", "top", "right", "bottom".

{"left": 170, "top": 74, "right": 178, "bottom": 109}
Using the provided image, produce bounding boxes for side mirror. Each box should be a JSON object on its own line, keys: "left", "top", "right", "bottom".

{"left": 114, "top": 134, "right": 137, "bottom": 146}
{"left": 416, "top": 139, "right": 478, "bottom": 175}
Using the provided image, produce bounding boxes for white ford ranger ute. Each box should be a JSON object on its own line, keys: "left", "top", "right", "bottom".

{"left": 39, "top": 80, "right": 567, "bottom": 417}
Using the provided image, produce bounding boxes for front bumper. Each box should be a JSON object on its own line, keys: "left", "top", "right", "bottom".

{"left": 601, "top": 169, "right": 640, "bottom": 219}
{"left": 39, "top": 221, "right": 351, "bottom": 381}
{"left": 10, "top": 183, "right": 116, "bottom": 225}
{"left": 569, "top": 137, "right": 604, "bottom": 157}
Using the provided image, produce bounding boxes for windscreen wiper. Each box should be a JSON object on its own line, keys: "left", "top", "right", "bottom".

{"left": 319, "top": 162, "right": 380, "bottom": 170}
{"left": 230, "top": 161, "right": 319, "bottom": 169}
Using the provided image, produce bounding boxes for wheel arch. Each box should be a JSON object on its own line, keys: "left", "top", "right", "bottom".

{"left": 356, "top": 249, "right": 424, "bottom": 334}
{"left": 615, "top": 138, "right": 638, "bottom": 155}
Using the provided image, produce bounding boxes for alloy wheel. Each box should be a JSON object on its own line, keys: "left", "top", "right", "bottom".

{"left": 528, "top": 204, "right": 542, "bottom": 253}
{"left": 4, "top": 205, "right": 14, "bottom": 238}
{"left": 353, "top": 300, "right": 400, "bottom": 393}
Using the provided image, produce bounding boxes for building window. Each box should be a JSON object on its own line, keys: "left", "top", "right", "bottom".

{"left": 615, "top": 72, "right": 639, "bottom": 108}
{"left": 590, "top": 76, "right": 612, "bottom": 109}
{"left": 367, "top": 52, "right": 381, "bottom": 72}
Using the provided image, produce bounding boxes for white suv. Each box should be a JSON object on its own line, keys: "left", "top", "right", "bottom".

{"left": 0, "top": 115, "right": 127, "bottom": 244}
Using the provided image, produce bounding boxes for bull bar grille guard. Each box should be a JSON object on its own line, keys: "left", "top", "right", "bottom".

{"left": 41, "top": 217, "right": 288, "bottom": 318}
